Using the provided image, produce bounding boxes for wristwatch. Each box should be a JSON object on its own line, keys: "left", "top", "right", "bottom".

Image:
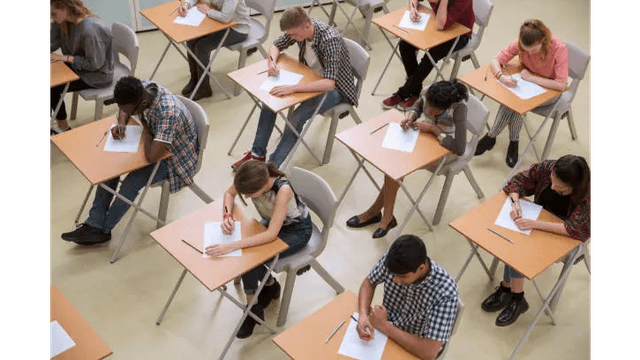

{"left": 438, "top": 132, "right": 447, "bottom": 142}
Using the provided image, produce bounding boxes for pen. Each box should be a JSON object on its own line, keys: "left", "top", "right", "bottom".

{"left": 96, "top": 130, "right": 109, "bottom": 147}
{"left": 393, "top": 24, "right": 410, "bottom": 34}
{"left": 350, "top": 315, "right": 372, "bottom": 336}
{"left": 501, "top": 63, "right": 512, "bottom": 77}
{"left": 509, "top": 196, "right": 521, "bottom": 218}
{"left": 257, "top": 69, "right": 268, "bottom": 75}
{"left": 370, "top": 122, "right": 389, "bottom": 134}
{"left": 325, "top": 320, "right": 345, "bottom": 343}
{"left": 182, "top": 239, "right": 203, "bottom": 254}
{"left": 169, "top": 0, "right": 183, "bottom": 16}
{"left": 488, "top": 227, "right": 514, "bottom": 244}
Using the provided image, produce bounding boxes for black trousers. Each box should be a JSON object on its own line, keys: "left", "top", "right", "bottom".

{"left": 51, "top": 77, "right": 93, "bottom": 120}
{"left": 396, "top": 34, "right": 470, "bottom": 99}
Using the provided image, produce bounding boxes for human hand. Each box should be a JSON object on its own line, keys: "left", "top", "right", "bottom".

{"left": 177, "top": 3, "right": 189, "bottom": 16}
{"left": 520, "top": 69, "right": 534, "bottom": 82}
{"left": 356, "top": 312, "right": 375, "bottom": 341}
{"left": 413, "top": 121, "right": 433, "bottom": 133}
{"left": 514, "top": 218, "right": 538, "bottom": 231}
{"left": 268, "top": 59, "right": 279, "bottom": 77}
{"left": 111, "top": 123, "right": 126, "bottom": 140}
{"left": 50, "top": 53, "right": 65, "bottom": 63}
{"left": 369, "top": 305, "right": 388, "bottom": 329}
{"left": 269, "top": 85, "right": 295, "bottom": 97}
{"left": 509, "top": 196, "right": 522, "bottom": 220}
{"left": 204, "top": 242, "right": 239, "bottom": 257}
{"left": 410, "top": 8, "right": 421, "bottom": 22}
{"left": 500, "top": 75, "right": 518, "bottom": 88}
{"left": 400, "top": 117, "right": 415, "bottom": 130}
{"left": 197, "top": 3, "right": 210, "bottom": 14}
{"left": 221, "top": 216, "right": 235, "bottom": 234}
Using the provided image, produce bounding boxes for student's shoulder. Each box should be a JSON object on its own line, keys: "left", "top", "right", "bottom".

{"left": 429, "top": 260, "right": 458, "bottom": 296}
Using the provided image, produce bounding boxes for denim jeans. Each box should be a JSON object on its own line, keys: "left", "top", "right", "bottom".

{"left": 251, "top": 89, "right": 344, "bottom": 167}
{"left": 186, "top": 29, "right": 248, "bottom": 69}
{"left": 86, "top": 160, "right": 169, "bottom": 233}
{"left": 503, "top": 264, "right": 525, "bottom": 282}
{"left": 241, "top": 215, "right": 313, "bottom": 294}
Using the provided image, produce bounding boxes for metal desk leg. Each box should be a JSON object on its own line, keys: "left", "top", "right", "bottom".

{"left": 52, "top": 82, "right": 70, "bottom": 125}
{"left": 188, "top": 28, "right": 232, "bottom": 100}
{"left": 425, "top": 36, "right": 460, "bottom": 82}
{"left": 455, "top": 239, "right": 495, "bottom": 283}
{"left": 372, "top": 37, "right": 401, "bottom": 95}
{"left": 337, "top": 148, "right": 382, "bottom": 206}
{"left": 74, "top": 184, "right": 95, "bottom": 227}
{"left": 149, "top": 41, "right": 172, "bottom": 81}
{"left": 156, "top": 268, "right": 188, "bottom": 325}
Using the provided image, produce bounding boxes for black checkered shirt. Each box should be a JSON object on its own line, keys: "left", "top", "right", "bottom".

{"left": 368, "top": 253, "right": 458, "bottom": 343}
{"left": 272, "top": 18, "right": 357, "bottom": 106}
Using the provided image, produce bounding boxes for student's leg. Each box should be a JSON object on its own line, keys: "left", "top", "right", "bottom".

{"left": 250, "top": 106, "right": 278, "bottom": 158}
{"left": 380, "top": 175, "right": 400, "bottom": 228}
{"left": 85, "top": 177, "right": 121, "bottom": 231}
{"left": 476, "top": 105, "right": 518, "bottom": 156}
{"left": 183, "top": 39, "right": 201, "bottom": 96}
{"left": 399, "top": 40, "right": 419, "bottom": 79}
{"left": 496, "top": 265, "right": 528, "bottom": 326}
{"left": 100, "top": 161, "right": 169, "bottom": 233}
{"left": 268, "top": 89, "right": 344, "bottom": 167}
{"left": 51, "top": 78, "right": 93, "bottom": 130}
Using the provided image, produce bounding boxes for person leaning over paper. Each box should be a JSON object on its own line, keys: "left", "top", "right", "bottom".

{"left": 357, "top": 235, "right": 458, "bottom": 360}
{"left": 480, "top": 155, "right": 590, "bottom": 327}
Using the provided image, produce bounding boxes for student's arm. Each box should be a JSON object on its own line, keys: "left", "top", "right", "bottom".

{"left": 439, "top": 103, "right": 467, "bottom": 156}
{"left": 369, "top": 305, "right": 443, "bottom": 360}
{"left": 50, "top": 22, "right": 61, "bottom": 53}
{"left": 514, "top": 218, "right": 569, "bottom": 236}
{"left": 200, "top": 0, "right": 238, "bottom": 23}
{"left": 356, "top": 277, "right": 377, "bottom": 341}
{"left": 491, "top": 59, "right": 518, "bottom": 87}
{"left": 436, "top": 0, "right": 471, "bottom": 31}
{"left": 520, "top": 69, "right": 568, "bottom": 92}
{"left": 143, "top": 135, "right": 169, "bottom": 164}
{"left": 221, "top": 184, "right": 238, "bottom": 234}
{"left": 71, "top": 29, "right": 111, "bottom": 72}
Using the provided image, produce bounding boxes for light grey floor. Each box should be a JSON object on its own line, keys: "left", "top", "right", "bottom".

{"left": 48, "top": 1, "right": 591, "bottom": 359}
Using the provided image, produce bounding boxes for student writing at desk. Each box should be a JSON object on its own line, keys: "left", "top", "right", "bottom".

{"left": 474, "top": 19, "right": 569, "bottom": 167}
{"left": 231, "top": 6, "right": 357, "bottom": 170}
{"left": 177, "top": 0, "right": 251, "bottom": 100}
{"left": 61, "top": 76, "right": 198, "bottom": 245}
{"left": 347, "top": 80, "right": 468, "bottom": 238}
{"left": 357, "top": 235, "right": 458, "bottom": 360}
{"left": 206, "top": 160, "right": 312, "bottom": 338}
{"left": 382, "top": 0, "right": 473, "bottom": 110}
{"left": 480, "top": 155, "right": 590, "bottom": 326}
{"left": 50, "top": 0, "right": 114, "bottom": 133}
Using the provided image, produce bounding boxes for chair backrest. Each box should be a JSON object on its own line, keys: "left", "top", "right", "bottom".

{"left": 460, "top": 93, "right": 490, "bottom": 161}
{"left": 111, "top": 22, "right": 139, "bottom": 75}
{"left": 288, "top": 167, "right": 338, "bottom": 256}
{"left": 436, "top": 298, "right": 465, "bottom": 359}
{"left": 465, "top": 0, "right": 493, "bottom": 51}
{"left": 343, "top": 38, "right": 370, "bottom": 102}
{"left": 176, "top": 95, "right": 209, "bottom": 174}
{"left": 245, "top": 0, "right": 276, "bottom": 21}
{"left": 555, "top": 41, "right": 590, "bottom": 114}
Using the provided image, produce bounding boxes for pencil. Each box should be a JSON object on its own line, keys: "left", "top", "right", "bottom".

{"left": 370, "top": 122, "right": 389, "bottom": 134}
{"left": 182, "top": 239, "right": 203, "bottom": 254}
{"left": 96, "top": 130, "right": 108, "bottom": 147}
{"left": 393, "top": 24, "right": 410, "bottom": 34}
{"left": 257, "top": 69, "right": 268, "bottom": 75}
{"left": 325, "top": 320, "right": 345, "bottom": 343}
{"left": 488, "top": 227, "right": 514, "bottom": 244}
{"left": 350, "top": 314, "right": 372, "bottom": 336}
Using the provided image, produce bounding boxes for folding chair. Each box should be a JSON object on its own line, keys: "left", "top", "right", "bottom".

{"left": 327, "top": 0, "right": 391, "bottom": 50}
{"left": 436, "top": 298, "right": 465, "bottom": 359}
{"left": 448, "top": 0, "right": 494, "bottom": 81}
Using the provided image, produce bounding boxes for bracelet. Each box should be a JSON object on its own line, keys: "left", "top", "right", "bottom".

{"left": 223, "top": 213, "right": 233, "bottom": 219}
{"left": 496, "top": 73, "right": 503, "bottom": 80}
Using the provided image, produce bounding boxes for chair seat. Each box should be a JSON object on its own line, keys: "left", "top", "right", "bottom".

{"left": 322, "top": 102, "right": 351, "bottom": 117}
{"left": 530, "top": 95, "right": 569, "bottom": 118}
{"left": 226, "top": 19, "right": 266, "bottom": 51}
{"left": 451, "top": 33, "right": 480, "bottom": 58}
{"left": 78, "top": 64, "right": 132, "bottom": 101}
{"left": 272, "top": 223, "right": 321, "bottom": 273}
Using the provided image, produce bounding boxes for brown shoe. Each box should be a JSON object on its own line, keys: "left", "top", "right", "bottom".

{"left": 232, "top": 151, "right": 266, "bottom": 171}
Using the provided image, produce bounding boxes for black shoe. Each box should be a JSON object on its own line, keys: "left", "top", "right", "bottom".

{"left": 236, "top": 304, "right": 264, "bottom": 339}
{"left": 506, "top": 140, "right": 519, "bottom": 168}
{"left": 190, "top": 76, "right": 212, "bottom": 101}
{"left": 296, "top": 264, "right": 311, "bottom": 276}
{"left": 481, "top": 285, "right": 513, "bottom": 312}
{"left": 346, "top": 213, "right": 382, "bottom": 228}
{"left": 246, "top": 47, "right": 258, "bottom": 57}
{"left": 61, "top": 223, "right": 104, "bottom": 242}
{"left": 474, "top": 135, "right": 496, "bottom": 156}
{"left": 74, "top": 232, "right": 111, "bottom": 245}
{"left": 496, "top": 296, "right": 529, "bottom": 327}
{"left": 372, "top": 217, "right": 397, "bottom": 239}
{"left": 257, "top": 280, "right": 281, "bottom": 308}
{"left": 51, "top": 126, "right": 72, "bottom": 136}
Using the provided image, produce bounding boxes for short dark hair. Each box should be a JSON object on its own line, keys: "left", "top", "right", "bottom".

{"left": 426, "top": 80, "right": 469, "bottom": 110}
{"left": 384, "top": 235, "right": 428, "bottom": 275}
{"left": 113, "top": 76, "right": 144, "bottom": 105}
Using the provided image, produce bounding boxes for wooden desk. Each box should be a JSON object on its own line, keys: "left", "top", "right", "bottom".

{"left": 51, "top": 286, "right": 112, "bottom": 360}
{"left": 50, "top": 61, "right": 80, "bottom": 123}
{"left": 335, "top": 109, "right": 451, "bottom": 234}
{"left": 140, "top": 1, "right": 235, "bottom": 99}
{"left": 273, "top": 290, "right": 419, "bottom": 360}
{"left": 449, "top": 191, "right": 584, "bottom": 359}
{"left": 51, "top": 117, "right": 171, "bottom": 263}
{"left": 371, "top": 6, "right": 471, "bottom": 94}
{"left": 227, "top": 53, "right": 329, "bottom": 168}
{"left": 150, "top": 198, "right": 288, "bottom": 360}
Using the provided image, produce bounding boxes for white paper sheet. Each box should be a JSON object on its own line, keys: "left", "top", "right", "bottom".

{"left": 259, "top": 70, "right": 304, "bottom": 92}
{"left": 103, "top": 125, "right": 143, "bottom": 153}
{"left": 203, "top": 221, "right": 242, "bottom": 258}
{"left": 173, "top": 6, "right": 206, "bottom": 27}
{"left": 500, "top": 73, "right": 547, "bottom": 100}
{"left": 381, "top": 123, "right": 419, "bottom": 153}
{"left": 494, "top": 197, "right": 543, "bottom": 235}
{"left": 398, "top": 10, "right": 430, "bottom": 31}
{"left": 338, "top": 312, "right": 388, "bottom": 360}
{"left": 51, "top": 320, "right": 76, "bottom": 358}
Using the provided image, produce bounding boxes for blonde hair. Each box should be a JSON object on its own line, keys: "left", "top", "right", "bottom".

{"left": 51, "top": 0, "right": 94, "bottom": 37}
{"left": 280, "top": 7, "right": 309, "bottom": 31}
{"left": 518, "top": 19, "right": 553, "bottom": 61}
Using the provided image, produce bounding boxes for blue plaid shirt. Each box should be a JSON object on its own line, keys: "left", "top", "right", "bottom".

{"left": 141, "top": 80, "right": 198, "bottom": 193}
{"left": 368, "top": 253, "right": 458, "bottom": 343}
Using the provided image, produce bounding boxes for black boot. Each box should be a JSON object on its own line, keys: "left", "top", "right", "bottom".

{"left": 481, "top": 284, "right": 513, "bottom": 312}
{"left": 190, "top": 71, "right": 212, "bottom": 101}
{"left": 496, "top": 292, "right": 529, "bottom": 326}
{"left": 475, "top": 135, "right": 496, "bottom": 156}
{"left": 236, "top": 303, "right": 264, "bottom": 339}
{"left": 181, "top": 55, "right": 199, "bottom": 96}
{"left": 506, "top": 140, "right": 519, "bottom": 168}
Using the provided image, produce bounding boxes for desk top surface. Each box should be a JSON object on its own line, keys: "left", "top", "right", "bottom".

{"left": 51, "top": 61, "right": 79, "bottom": 88}
{"left": 50, "top": 117, "right": 171, "bottom": 185}
{"left": 458, "top": 63, "right": 563, "bottom": 115}
{"left": 335, "top": 109, "right": 450, "bottom": 181}
{"left": 372, "top": 6, "right": 470, "bottom": 50}
{"left": 273, "top": 290, "right": 419, "bottom": 360}
{"left": 150, "top": 198, "right": 289, "bottom": 291}
{"left": 449, "top": 192, "right": 581, "bottom": 279}
{"left": 227, "top": 54, "right": 325, "bottom": 113}
{"left": 51, "top": 286, "right": 112, "bottom": 360}
{"left": 140, "top": 1, "right": 235, "bottom": 43}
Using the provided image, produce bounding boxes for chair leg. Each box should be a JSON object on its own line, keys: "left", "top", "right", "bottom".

{"left": 70, "top": 92, "right": 79, "bottom": 120}
{"left": 189, "top": 183, "right": 213, "bottom": 204}
{"left": 234, "top": 50, "right": 248, "bottom": 97}
{"left": 94, "top": 100, "right": 104, "bottom": 122}
{"left": 566, "top": 108, "right": 578, "bottom": 140}
{"left": 582, "top": 244, "right": 591, "bottom": 275}
{"left": 257, "top": 45, "right": 268, "bottom": 58}
{"left": 463, "top": 165, "right": 484, "bottom": 199}
{"left": 432, "top": 172, "right": 455, "bottom": 226}
{"left": 310, "top": 259, "right": 344, "bottom": 294}
{"left": 449, "top": 55, "right": 462, "bottom": 81}
{"left": 361, "top": 6, "right": 375, "bottom": 50}
{"left": 276, "top": 269, "right": 298, "bottom": 327}
{"left": 351, "top": 108, "right": 362, "bottom": 124}
{"left": 322, "top": 113, "right": 340, "bottom": 165}
{"left": 470, "top": 52, "right": 480, "bottom": 69}
{"left": 157, "top": 182, "right": 170, "bottom": 229}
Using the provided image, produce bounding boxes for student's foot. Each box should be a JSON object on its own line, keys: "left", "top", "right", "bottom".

{"left": 346, "top": 213, "right": 382, "bottom": 228}
{"left": 190, "top": 83, "right": 212, "bottom": 101}
{"left": 481, "top": 285, "right": 513, "bottom": 312}
{"left": 257, "top": 279, "right": 281, "bottom": 308}
{"left": 382, "top": 94, "right": 404, "bottom": 109}
{"left": 372, "top": 217, "right": 397, "bottom": 239}
{"left": 236, "top": 304, "right": 264, "bottom": 339}
{"left": 474, "top": 135, "right": 496, "bottom": 155}
{"left": 506, "top": 140, "right": 519, "bottom": 168}
{"left": 51, "top": 126, "right": 72, "bottom": 135}
{"left": 232, "top": 151, "right": 266, "bottom": 171}
{"left": 246, "top": 47, "right": 258, "bottom": 57}
{"left": 397, "top": 95, "right": 419, "bottom": 111}
{"left": 495, "top": 294, "right": 528, "bottom": 326}
{"left": 181, "top": 78, "right": 198, "bottom": 96}
{"left": 61, "top": 224, "right": 111, "bottom": 244}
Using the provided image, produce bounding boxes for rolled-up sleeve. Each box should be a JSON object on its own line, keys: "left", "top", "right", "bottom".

{"left": 495, "top": 40, "right": 519, "bottom": 65}
{"left": 273, "top": 33, "right": 296, "bottom": 52}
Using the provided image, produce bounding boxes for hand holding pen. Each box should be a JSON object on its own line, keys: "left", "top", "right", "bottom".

{"left": 409, "top": 2, "right": 421, "bottom": 22}
{"left": 509, "top": 194, "right": 522, "bottom": 220}
{"left": 354, "top": 313, "right": 374, "bottom": 341}
{"left": 221, "top": 205, "right": 235, "bottom": 234}
{"left": 112, "top": 110, "right": 127, "bottom": 140}
{"left": 500, "top": 64, "right": 518, "bottom": 88}
{"left": 267, "top": 54, "right": 279, "bottom": 77}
